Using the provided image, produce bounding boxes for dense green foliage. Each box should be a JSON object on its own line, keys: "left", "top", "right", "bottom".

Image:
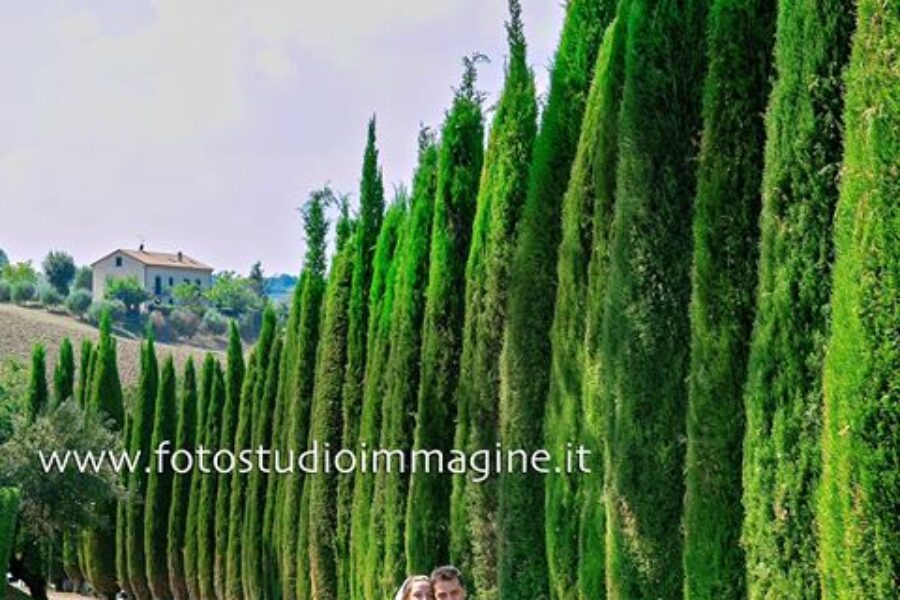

{"left": 126, "top": 330, "right": 158, "bottom": 600}
{"left": 740, "top": 0, "right": 854, "bottom": 596}
{"left": 337, "top": 117, "right": 385, "bottom": 600}
{"left": 306, "top": 231, "right": 355, "bottom": 600}
{"left": 184, "top": 353, "right": 215, "bottom": 600}
{"left": 544, "top": 7, "right": 627, "bottom": 598}
{"left": 0, "top": 487, "right": 19, "bottom": 574}
{"left": 26, "top": 344, "right": 48, "bottom": 422}
{"left": 53, "top": 338, "right": 75, "bottom": 407}
{"left": 601, "top": 0, "right": 709, "bottom": 596}
{"left": 818, "top": 3, "right": 898, "bottom": 596}
{"left": 145, "top": 356, "right": 177, "bottom": 599}
{"left": 682, "top": 0, "right": 775, "bottom": 596}
{"left": 42, "top": 251, "right": 76, "bottom": 296}
{"left": 168, "top": 357, "right": 198, "bottom": 600}
{"left": 214, "top": 322, "right": 245, "bottom": 599}
{"left": 198, "top": 361, "right": 226, "bottom": 600}
{"left": 401, "top": 58, "right": 483, "bottom": 594}
{"left": 278, "top": 188, "right": 328, "bottom": 600}
{"left": 83, "top": 311, "right": 124, "bottom": 598}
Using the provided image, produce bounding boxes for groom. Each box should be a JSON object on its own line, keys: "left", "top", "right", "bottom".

{"left": 430, "top": 566, "right": 466, "bottom": 600}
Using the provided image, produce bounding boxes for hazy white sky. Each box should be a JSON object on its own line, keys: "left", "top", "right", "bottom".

{"left": 0, "top": 0, "right": 565, "bottom": 275}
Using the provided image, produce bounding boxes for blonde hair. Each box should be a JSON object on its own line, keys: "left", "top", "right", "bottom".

{"left": 394, "top": 575, "right": 431, "bottom": 600}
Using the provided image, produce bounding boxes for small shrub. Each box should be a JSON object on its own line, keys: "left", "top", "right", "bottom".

{"left": 11, "top": 281, "right": 35, "bottom": 304}
{"left": 170, "top": 308, "right": 200, "bottom": 338}
{"left": 0, "top": 280, "right": 10, "bottom": 302}
{"left": 148, "top": 310, "right": 174, "bottom": 342}
{"left": 39, "top": 284, "right": 63, "bottom": 306}
{"left": 202, "top": 309, "right": 227, "bottom": 335}
{"left": 88, "top": 300, "right": 125, "bottom": 324}
{"left": 66, "top": 289, "right": 93, "bottom": 317}
{"left": 239, "top": 309, "right": 262, "bottom": 340}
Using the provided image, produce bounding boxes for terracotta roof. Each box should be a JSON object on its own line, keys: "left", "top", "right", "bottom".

{"left": 92, "top": 249, "right": 213, "bottom": 271}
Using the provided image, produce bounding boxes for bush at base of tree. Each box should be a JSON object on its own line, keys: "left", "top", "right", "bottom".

{"left": 88, "top": 300, "right": 126, "bottom": 324}
{"left": 0, "top": 281, "right": 10, "bottom": 302}
{"left": 11, "top": 281, "right": 36, "bottom": 304}
{"left": 170, "top": 308, "right": 200, "bottom": 338}
{"left": 0, "top": 487, "right": 19, "bottom": 573}
{"left": 66, "top": 289, "right": 92, "bottom": 317}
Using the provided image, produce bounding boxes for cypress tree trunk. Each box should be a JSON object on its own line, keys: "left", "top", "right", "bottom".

{"left": 397, "top": 58, "right": 483, "bottom": 596}
{"left": 168, "top": 358, "right": 198, "bottom": 600}
{"left": 242, "top": 311, "right": 281, "bottom": 600}
{"left": 601, "top": 0, "right": 708, "bottom": 596}
{"left": 198, "top": 361, "right": 227, "bottom": 600}
{"left": 575, "top": 10, "right": 628, "bottom": 599}
{"left": 306, "top": 230, "right": 356, "bottom": 600}
{"left": 682, "top": 0, "right": 775, "bottom": 596}
{"left": 741, "top": 0, "right": 854, "bottom": 596}
{"left": 127, "top": 331, "right": 158, "bottom": 600}
{"left": 543, "top": 6, "right": 627, "bottom": 598}
{"left": 349, "top": 136, "right": 437, "bottom": 600}
{"left": 184, "top": 354, "right": 214, "bottom": 600}
{"left": 818, "top": 4, "right": 898, "bottom": 595}
{"left": 53, "top": 338, "right": 75, "bottom": 406}
{"left": 145, "top": 356, "right": 178, "bottom": 600}
{"left": 214, "top": 323, "right": 245, "bottom": 600}
{"left": 278, "top": 189, "right": 328, "bottom": 600}
{"left": 85, "top": 311, "right": 125, "bottom": 599}
{"left": 338, "top": 117, "right": 385, "bottom": 600}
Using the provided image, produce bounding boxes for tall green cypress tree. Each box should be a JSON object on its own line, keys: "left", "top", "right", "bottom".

{"left": 279, "top": 189, "right": 329, "bottom": 600}
{"left": 242, "top": 315, "right": 281, "bottom": 600}
{"left": 337, "top": 116, "right": 385, "bottom": 600}
{"left": 168, "top": 358, "right": 198, "bottom": 600}
{"left": 541, "top": 5, "right": 626, "bottom": 598}
{"left": 225, "top": 316, "right": 272, "bottom": 600}
{"left": 214, "top": 322, "right": 245, "bottom": 600}
{"left": 305, "top": 228, "right": 355, "bottom": 600}
{"left": 741, "top": 0, "right": 854, "bottom": 596}
{"left": 65, "top": 339, "right": 92, "bottom": 591}
{"left": 682, "top": 0, "right": 775, "bottom": 596}
{"left": 53, "top": 338, "right": 75, "bottom": 406}
{"left": 185, "top": 353, "right": 214, "bottom": 600}
{"left": 76, "top": 339, "right": 93, "bottom": 408}
{"left": 345, "top": 198, "right": 405, "bottom": 597}
{"left": 127, "top": 329, "right": 158, "bottom": 600}
{"left": 198, "top": 361, "right": 226, "bottom": 600}
{"left": 574, "top": 9, "right": 628, "bottom": 599}
{"left": 26, "top": 345, "right": 48, "bottom": 422}
{"left": 404, "top": 57, "right": 484, "bottom": 592}
{"left": 84, "top": 311, "right": 125, "bottom": 599}
{"left": 439, "top": 5, "right": 537, "bottom": 598}
{"left": 0, "top": 488, "right": 19, "bottom": 575}
{"left": 348, "top": 136, "right": 437, "bottom": 600}
{"left": 818, "top": 4, "right": 898, "bottom": 595}
{"left": 145, "top": 356, "right": 177, "bottom": 600}
{"left": 601, "top": 0, "right": 708, "bottom": 596}
{"left": 117, "top": 411, "right": 133, "bottom": 597}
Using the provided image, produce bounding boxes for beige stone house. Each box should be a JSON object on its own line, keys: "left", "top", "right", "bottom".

{"left": 91, "top": 246, "right": 213, "bottom": 305}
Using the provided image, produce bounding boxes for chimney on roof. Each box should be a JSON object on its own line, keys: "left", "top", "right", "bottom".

{"left": 177, "top": 251, "right": 183, "bottom": 262}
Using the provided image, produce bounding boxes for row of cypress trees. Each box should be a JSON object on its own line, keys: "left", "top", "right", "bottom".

{"left": 13, "top": 0, "right": 895, "bottom": 597}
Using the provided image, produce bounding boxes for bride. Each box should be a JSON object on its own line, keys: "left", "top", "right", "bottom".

{"left": 393, "top": 575, "right": 432, "bottom": 600}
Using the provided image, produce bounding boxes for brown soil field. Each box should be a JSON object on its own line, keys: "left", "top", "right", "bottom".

{"left": 0, "top": 303, "right": 223, "bottom": 387}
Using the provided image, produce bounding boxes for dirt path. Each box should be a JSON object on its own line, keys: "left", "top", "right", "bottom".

{"left": 0, "top": 303, "right": 222, "bottom": 386}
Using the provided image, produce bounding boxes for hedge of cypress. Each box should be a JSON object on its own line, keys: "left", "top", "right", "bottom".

{"left": 601, "top": 0, "right": 709, "bottom": 596}
{"left": 184, "top": 353, "right": 214, "bottom": 600}
{"left": 198, "top": 360, "right": 227, "bottom": 600}
{"left": 682, "top": 0, "right": 775, "bottom": 596}
{"left": 818, "top": 2, "right": 898, "bottom": 596}
{"left": 740, "top": 0, "right": 854, "bottom": 596}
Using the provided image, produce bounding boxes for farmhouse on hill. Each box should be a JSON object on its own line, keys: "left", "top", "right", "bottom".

{"left": 91, "top": 245, "right": 213, "bottom": 304}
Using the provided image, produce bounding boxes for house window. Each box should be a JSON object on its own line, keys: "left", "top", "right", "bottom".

{"left": 195, "top": 279, "right": 201, "bottom": 286}
{"left": 169, "top": 277, "right": 174, "bottom": 286}
{"left": 155, "top": 276, "right": 162, "bottom": 295}
{"left": 115, "top": 257, "right": 122, "bottom": 267}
